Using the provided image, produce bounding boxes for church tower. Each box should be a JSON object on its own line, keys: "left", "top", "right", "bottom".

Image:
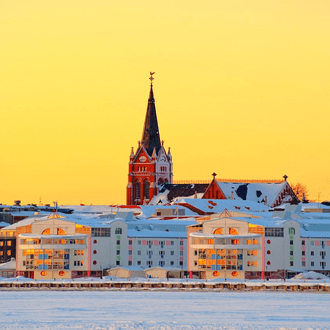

{"left": 126, "top": 73, "right": 173, "bottom": 205}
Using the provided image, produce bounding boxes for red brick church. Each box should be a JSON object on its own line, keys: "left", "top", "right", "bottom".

{"left": 127, "top": 74, "right": 299, "bottom": 207}
{"left": 126, "top": 73, "right": 173, "bottom": 205}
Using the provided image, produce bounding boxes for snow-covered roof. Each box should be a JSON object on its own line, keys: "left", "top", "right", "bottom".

{"left": 217, "top": 181, "right": 289, "bottom": 207}
{"left": 127, "top": 229, "right": 187, "bottom": 238}
{"left": 0, "top": 258, "right": 16, "bottom": 270}
{"left": 174, "top": 198, "right": 270, "bottom": 213}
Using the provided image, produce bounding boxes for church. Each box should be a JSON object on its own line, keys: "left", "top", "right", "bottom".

{"left": 126, "top": 73, "right": 173, "bottom": 205}
{"left": 127, "top": 74, "right": 299, "bottom": 207}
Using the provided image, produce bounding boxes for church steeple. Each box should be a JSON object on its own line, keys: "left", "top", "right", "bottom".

{"left": 141, "top": 72, "right": 161, "bottom": 157}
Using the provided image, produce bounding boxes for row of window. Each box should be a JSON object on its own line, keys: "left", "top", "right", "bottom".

{"left": 0, "top": 251, "right": 11, "bottom": 256}
{"left": 128, "top": 260, "right": 182, "bottom": 267}
{"left": 0, "top": 241, "right": 12, "bottom": 246}
{"left": 91, "top": 228, "right": 111, "bottom": 237}
{"left": 136, "top": 240, "right": 182, "bottom": 246}
{"left": 265, "top": 228, "right": 284, "bottom": 237}
{"left": 192, "top": 238, "right": 259, "bottom": 245}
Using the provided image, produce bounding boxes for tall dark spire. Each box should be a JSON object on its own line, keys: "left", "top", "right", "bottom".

{"left": 141, "top": 73, "right": 161, "bottom": 157}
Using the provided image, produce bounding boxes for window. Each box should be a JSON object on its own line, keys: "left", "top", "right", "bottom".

{"left": 128, "top": 250, "right": 132, "bottom": 255}
{"left": 137, "top": 261, "right": 141, "bottom": 265}
{"left": 213, "top": 228, "right": 223, "bottom": 235}
{"left": 302, "top": 240, "right": 305, "bottom": 246}
{"left": 147, "top": 261, "right": 153, "bottom": 267}
{"left": 302, "top": 251, "right": 305, "bottom": 256}
{"left": 128, "top": 261, "right": 132, "bottom": 266}
{"left": 116, "top": 261, "right": 120, "bottom": 266}
{"left": 171, "top": 251, "right": 174, "bottom": 256}
{"left": 229, "top": 228, "right": 238, "bottom": 235}
{"left": 180, "top": 241, "right": 184, "bottom": 246}
{"left": 159, "top": 261, "right": 165, "bottom": 267}
{"left": 194, "top": 261, "right": 197, "bottom": 266}
{"left": 290, "top": 261, "right": 294, "bottom": 266}
{"left": 129, "top": 240, "right": 132, "bottom": 245}
{"left": 0, "top": 242, "right": 3, "bottom": 246}
{"left": 137, "top": 250, "right": 141, "bottom": 255}
{"left": 159, "top": 251, "right": 165, "bottom": 256}
{"left": 171, "top": 261, "right": 174, "bottom": 266}
{"left": 116, "top": 250, "right": 120, "bottom": 255}
{"left": 311, "top": 261, "right": 314, "bottom": 267}
{"left": 171, "top": 241, "right": 174, "bottom": 245}
{"left": 7, "top": 251, "right": 11, "bottom": 256}
{"left": 180, "top": 251, "right": 183, "bottom": 256}
{"left": 302, "top": 261, "right": 306, "bottom": 267}
{"left": 194, "top": 250, "right": 197, "bottom": 256}
{"left": 7, "top": 241, "right": 11, "bottom": 247}
{"left": 179, "top": 261, "right": 183, "bottom": 266}
{"left": 115, "top": 228, "right": 122, "bottom": 235}
{"left": 116, "top": 240, "right": 120, "bottom": 245}
{"left": 265, "top": 228, "right": 284, "bottom": 237}
{"left": 311, "top": 251, "right": 314, "bottom": 256}
{"left": 143, "top": 180, "right": 150, "bottom": 200}
{"left": 289, "top": 228, "right": 295, "bottom": 235}
{"left": 290, "top": 240, "right": 293, "bottom": 245}
{"left": 290, "top": 251, "right": 293, "bottom": 256}
{"left": 138, "top": 240, "right": 141, "bottom": 245}
{"left": 91, "top": 228, "right": 111, "bottom": 237}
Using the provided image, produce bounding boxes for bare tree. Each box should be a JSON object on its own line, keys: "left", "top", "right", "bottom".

{"left": 291, "top": 182, "right": 309, "bottom": 201}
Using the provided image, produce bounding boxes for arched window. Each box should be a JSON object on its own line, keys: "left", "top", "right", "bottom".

{"left": 213, "top": 228, "right": 223, "bottom": 235}
{"left": 229, "top": 228, "right": 238, "bottom": 235}
{"left": 289, "top": 228, "right": 295, "bottom": 235}
{"left": 115, "top": 228, "right": 122, "bottom": 235}
{"left": 57, "top": 228, "right": 66, "bottom": 235}
{"left": 143, "top": 180, "right": 150, "bottom": 200}
{"left": 133, "top": 180, "right": 141, "bottom": 203}
{"left": 42, "top": 228, "right": 51, "bottom": 235}
{"left": 158, "top": 178, "right": 164, "bottom": 185}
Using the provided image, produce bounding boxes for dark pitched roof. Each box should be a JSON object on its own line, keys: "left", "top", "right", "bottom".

{"left": 158, "top": 184, "right": 209, "bottom": 203}
{"left": 141, "top": 84, "right": 161, "bottom": 157}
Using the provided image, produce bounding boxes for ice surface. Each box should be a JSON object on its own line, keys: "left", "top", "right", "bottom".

{"left": 0, "top": 291, "right": 329, "bottom": 329}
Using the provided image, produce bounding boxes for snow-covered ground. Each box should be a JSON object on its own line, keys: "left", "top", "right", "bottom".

{"left": 0, "top": 291, "right": 329, "bottom": 330}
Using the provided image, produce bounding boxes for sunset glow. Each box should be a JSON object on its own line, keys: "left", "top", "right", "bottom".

{"left": 1, "top": 1, "right": 329, "bottom": 205}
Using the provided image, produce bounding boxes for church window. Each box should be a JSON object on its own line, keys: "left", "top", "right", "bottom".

{"left": 143, "top": 180, "right": 150, "bottom": 200}
{"left": 133, "top": 180, "right": 141, "bottom": 202}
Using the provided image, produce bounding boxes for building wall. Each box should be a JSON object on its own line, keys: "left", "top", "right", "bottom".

{"left": 188, "top": 218, "right": 262, "bottom": 280}
{"left": 128, "top": 237, "right": 186, "bottom": 269}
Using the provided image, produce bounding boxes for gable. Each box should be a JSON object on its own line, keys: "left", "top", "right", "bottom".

{"left": 31, "top": 218, "right": 76, "bottom": 235}
{"left": 133, "top": 146, "right": 151, "bottom": 164}
{"left": 202, "top": 180, "right": 226, "bottom": 200}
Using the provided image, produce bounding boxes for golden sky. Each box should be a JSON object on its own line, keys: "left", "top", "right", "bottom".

{"left": 1, "top": 1, "right": 329, "bottom": 205}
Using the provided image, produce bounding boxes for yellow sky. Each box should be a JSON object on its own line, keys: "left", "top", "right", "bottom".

{"left": 1, "top": 0, "right": 330, "bottom": 205}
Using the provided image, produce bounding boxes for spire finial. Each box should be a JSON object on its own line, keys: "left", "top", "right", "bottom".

{"left": 149, "top": 72, "right": 155, "bottom": 85}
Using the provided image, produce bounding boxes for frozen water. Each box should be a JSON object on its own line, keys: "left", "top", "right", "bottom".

{"left": 0, "top": 291, "right": 329, "bottom": 329}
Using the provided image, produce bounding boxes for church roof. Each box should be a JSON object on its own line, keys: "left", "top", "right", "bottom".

{"left": 216, "top": 181, "right": 298, "bottom": 207}
{"left": 141, "top": 84, "right": 161, "bottom": 157}
{"left": 156, "top": 183, "right": 209, "bottom": 204}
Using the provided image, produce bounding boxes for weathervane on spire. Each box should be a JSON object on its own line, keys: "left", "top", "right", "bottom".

{"left": 149, "top": 72, "right": 155, "bottom": 85}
